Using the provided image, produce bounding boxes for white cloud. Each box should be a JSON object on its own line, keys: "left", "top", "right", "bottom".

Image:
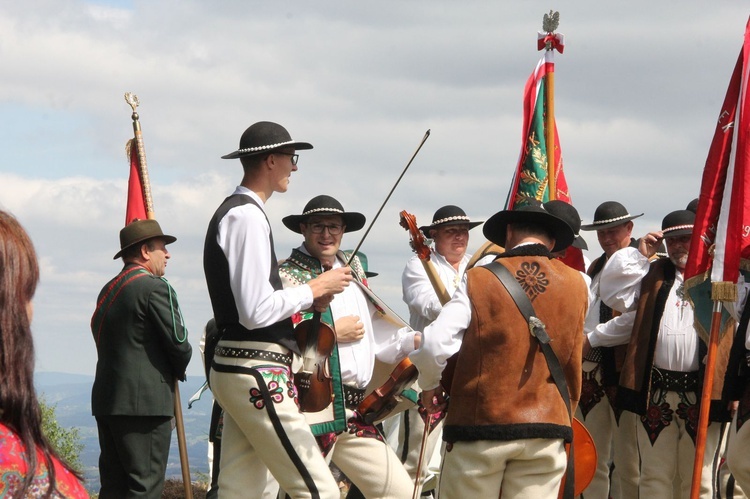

{"left": 2, "top": 0, "right": 748, "bottom": 375}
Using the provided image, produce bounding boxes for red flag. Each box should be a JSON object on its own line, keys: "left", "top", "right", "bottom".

{"left": 505, "top": 37, "right": 584, "bottom": 271}
{"left": 685, "top": 18, "right": 750, "bottom": 292}
{"left": 125, "top": 139, "right": 147, "bottom": 225}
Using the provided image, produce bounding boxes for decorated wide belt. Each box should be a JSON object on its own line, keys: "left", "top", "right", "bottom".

{"left": 214, "top": 346, "right": 292, "bottom": 366}
{"left": 651, "top": 367, "right": 699, "bottom": 392}
{"left": 343, "top": 384, "right": 367, "bottom": 409}
{"left": 584, "top": 346, "right": 602, "bottom": 364}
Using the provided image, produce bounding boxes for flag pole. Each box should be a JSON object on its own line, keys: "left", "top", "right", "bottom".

{"left": 125, "top": 93, "right": 193, "bottom": 499}
{"left": 690, "top": 297, "right": 725, "bottom": 499}
{"left": 542, "top": 10, "right": 559, "bottom": 201}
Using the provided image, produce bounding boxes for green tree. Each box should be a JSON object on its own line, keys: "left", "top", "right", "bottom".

{"left": 39, "top": 396, "right": 84, "bottom": 473}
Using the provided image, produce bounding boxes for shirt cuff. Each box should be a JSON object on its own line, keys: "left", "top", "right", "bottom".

{"left": 398, "top": 327, "right": 418, "bottom": 355}
{"left": 295, "top": 284, "right": 315, "bottom": 310}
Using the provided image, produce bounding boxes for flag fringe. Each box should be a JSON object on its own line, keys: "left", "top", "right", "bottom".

{"left": 711, "top": 281, "right": 737, "bottom": 302}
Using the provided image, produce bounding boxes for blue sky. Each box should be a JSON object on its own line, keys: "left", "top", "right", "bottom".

{"left": 1, "top": 1, "right": 748, "bottom": 376}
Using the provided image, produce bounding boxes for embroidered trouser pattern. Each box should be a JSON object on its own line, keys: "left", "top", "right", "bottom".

{"left": 638, "top": 389, "right": 720, "bottom": 499}
{"left": 576, "top": 361, "right": 618, "bottom": 499}
{"left": 210, "top": 350, "right": 339, "bottom": 499}
{"left": 323, "top": 410, "right": 413, "bottom": 499}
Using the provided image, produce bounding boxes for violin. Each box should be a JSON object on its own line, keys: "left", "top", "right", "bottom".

{"left": 358, "top": 358, "right": 418, "bottom": 424}
{"left": 294, "top": 264, "right": 337, "bottom": 413}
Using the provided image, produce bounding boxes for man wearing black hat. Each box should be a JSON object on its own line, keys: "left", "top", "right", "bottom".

{"left": 396, "top": 204, "right": 483, "bottom": 488}
{"left": 204, "top": 122, "right": 353, "bottom": 498}
{"left": 601, "top": 210, "right": 728, "bottom": 498}
{"left": 91, "top": 219, "right": 193, "bottom": 498}
{"left": 578, "top": 200, "right": 643, "bottom": 499}
{"left": 411, "top": 204, "right": 587, "bottom": 498}
{"left": 278, "top": 194, "right": 417, "bottom": 498}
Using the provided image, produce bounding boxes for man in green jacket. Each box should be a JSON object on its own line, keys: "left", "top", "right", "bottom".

{"left": 91, "top": 219, "right": 193, "bottom": 498}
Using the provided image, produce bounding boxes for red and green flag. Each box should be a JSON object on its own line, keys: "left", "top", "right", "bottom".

{"left": 506, "top": 31, "right": 584, "bottom": 271}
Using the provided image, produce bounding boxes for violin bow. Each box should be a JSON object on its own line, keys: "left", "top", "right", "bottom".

{"left": 345, "top": 130, "right": 430, "bottom": 266}
{"left": 412, "top": 412, "right": 434, "bottom": 499}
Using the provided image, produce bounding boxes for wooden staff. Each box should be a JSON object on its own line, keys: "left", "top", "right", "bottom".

{"left": 125, "top": 93, "right": 193, "bottom": 499}
{"left": 542, "top": 10, "right": 559, "bottom": 201}
{"left": 690, "top": 296, "right": 726, "bottom": 499}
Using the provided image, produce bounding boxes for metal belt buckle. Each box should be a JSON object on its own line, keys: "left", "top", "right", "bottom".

{"left": 529, "top": 316, "right": 551, "bottom": 344}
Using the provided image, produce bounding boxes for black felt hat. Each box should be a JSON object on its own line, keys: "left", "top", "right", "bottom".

{"left": 282, "top": 195, "right": 366, "bottom": 234}
{"left": 543, "top": 200, "right": 588, "bottom": 250}
{"left": 221, "top": 121, "right": 313, "bottom": 160}
{"left": 686, "top": 198, "right": 699, "bottom": 214}
{"left": 483, "top": 204, "right": 574, "bottom": 253}
{"left": 661, "top": 209, "right": 695, "bottom": 238}
{"left": 113, "top": 219, "right": 176, "bottom": 259}
{"left": 580, "top": 201, "right": 643, "bottom": 231}
{"left": 418, "top": 205, "right": 483, "bottom": 235}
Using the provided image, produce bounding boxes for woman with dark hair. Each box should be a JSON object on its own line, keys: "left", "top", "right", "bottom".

{"left": 0, "top": 210, "right": 87, "bottom": 497}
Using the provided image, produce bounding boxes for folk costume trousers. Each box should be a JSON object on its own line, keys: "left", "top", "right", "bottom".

{"left": 210, "top": 340, "right": 339, "bottom": 499}
{"left": 326, "top": 410, "right": 413, "bottom": 499}
{"left": 636, "top": 389, "right": 720, "bottom": 499}
{"left": 576, "top": 360, "right": 619, "bottom": 499}
{"left": 392, "top": 402, "right": 444, "bottom": 487}
{"left": 718, "top": 421, "right": 748, "bottom": 499}
{"left": 95, "top": 414, "right": 172, "bottom": 499}
{"left": 727, "top": 390, "right": 750, "bottom": 497}
{"left": 437, "top": 438, "right": 566, "bottom": 499}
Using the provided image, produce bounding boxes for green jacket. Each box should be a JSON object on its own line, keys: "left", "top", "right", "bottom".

{"left": 91, "top": 264, "right": 192, "bottom": 417}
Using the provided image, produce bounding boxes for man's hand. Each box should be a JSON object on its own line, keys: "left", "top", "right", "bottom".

{"left": 311, "top": 294, "right": 334, "bottom": 313}
{"left": 334, "top": 315, "right": 364, "bottom": 343}
{"left": 308, "top": 267, "right": 353, "bottom": 298}
{"left": 638, "top": 231, "right": 664, "bottom": 259}
{"left": 421, "top": 386, "right": 449, "bottom": 414}
{"left": 582, "top": 335, "right": 592, "bottom": 357}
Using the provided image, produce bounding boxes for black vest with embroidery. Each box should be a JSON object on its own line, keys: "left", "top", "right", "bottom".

{"left": 203, "top": 194, "right": 298, "bottom": 353}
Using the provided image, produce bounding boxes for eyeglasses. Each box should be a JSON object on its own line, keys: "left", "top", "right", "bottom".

{"left": 273, "top": 152, "right": 299, "bottom": 166}
{"left": 307, "top": 223, "right": 344, "bottom": 235}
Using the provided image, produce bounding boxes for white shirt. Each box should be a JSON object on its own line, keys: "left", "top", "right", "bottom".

{"left": 297, "top": 247, "right": 416, "bottom": 389}
{"left": 584, "top": 247, "right": 638, "bottom": 348}
{"left": 216, "top": 186, "right": 313, "bottom": 331}
{"left": 409, "top": 276, "right": 473, "bottom": 391}
{"left": 409, "top": 243, "right": 589, "bottom": 391}
{"left": 599, "top": 247, "right": 698, "bottom": 371}
{"left": 401, "top": 249, "right": 472, "bottom": 331}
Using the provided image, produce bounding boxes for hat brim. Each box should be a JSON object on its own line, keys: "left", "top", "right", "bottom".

{"left": 113, "top": 234, "right": 176, "bottom": 260}
{"left": 482, "top": 210, "right": 574, "bottom": 253}
{"left": 580, "top": 213, "right": 643, "bottom": 231}
{"left": 663, "top": 227, "right": 693, "bottom": 238}
{"left": 221, "top": 141, "right": 313, "bottom": 160}
{"left": 282, "top": 212, "right": 366, "bottom": 234}
{"left": 572, "top": 235, "right": 588, "bottom": 250}
{"left": 419, "top": 220, "right": 483, "bottom": 235}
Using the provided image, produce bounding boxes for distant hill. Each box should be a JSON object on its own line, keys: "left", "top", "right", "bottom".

{"left": 35, "top": 371, "right": 212, "bottom": 493}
